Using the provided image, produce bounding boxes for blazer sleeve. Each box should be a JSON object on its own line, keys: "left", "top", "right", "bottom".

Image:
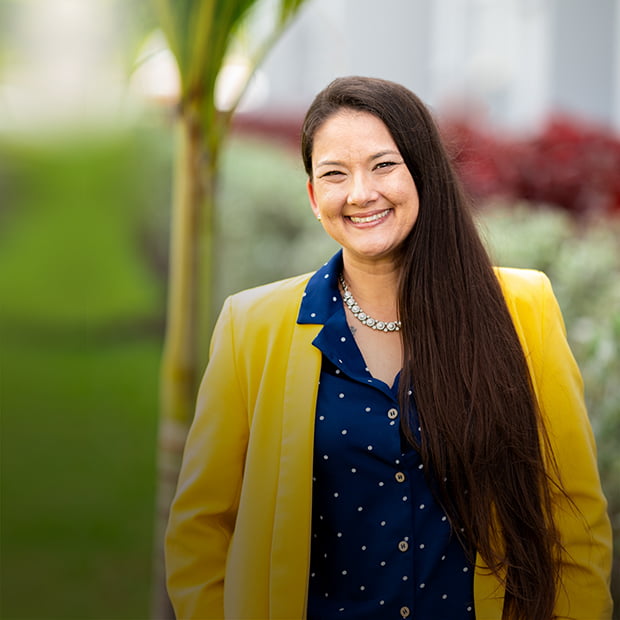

{"left": 165, "top": 297, "right": 249, "bottom": 620}
{"left": 532, "top": 275, "right": 613, "bottom": 619}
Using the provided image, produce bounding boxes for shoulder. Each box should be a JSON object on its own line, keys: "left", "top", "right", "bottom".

{"left": 494, "top": 266, "right": 550, "bottom": 301}
{"left": 493, "top": 267, "right": 568, "bottom": 362}
{"left": 212, "top": 272, "right": 315, "bottom": 351}
{"left": 493, "top": 266, "right": 557, "bottom": 343}
{"left": 226, "top": 272, "right": 313, "bottom": 317}
{"left": 493, "top": 266, "right": 553, "bottom": 321}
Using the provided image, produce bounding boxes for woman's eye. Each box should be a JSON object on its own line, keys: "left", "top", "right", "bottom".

{"left": 375, "top": 161, "right": 397, "bottom": 170}
{"left": 321, "top": 170, "right": 344, "bottom": 178}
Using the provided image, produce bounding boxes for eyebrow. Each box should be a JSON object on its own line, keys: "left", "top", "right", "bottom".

{"left": 315, "top": 150, "right": 401, "bottom": 168}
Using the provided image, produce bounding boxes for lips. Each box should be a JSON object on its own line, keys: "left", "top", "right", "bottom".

{"left": 348, "top": 208, "right": 391, "bottom": 224}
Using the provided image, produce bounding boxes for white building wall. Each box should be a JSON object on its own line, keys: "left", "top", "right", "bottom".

{"left": 549, "top": 0, "right": 618, "bottom": 126}
{"left": 259, "top": 0, "right": 433, "bottom": 111}
{"left": 253, "top": 0, "right": 620, "bottom": 131}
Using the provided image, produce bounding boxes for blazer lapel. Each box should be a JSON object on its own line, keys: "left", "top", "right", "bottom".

{"left": 270, "top": 321, "right": 322, "bottom": 619}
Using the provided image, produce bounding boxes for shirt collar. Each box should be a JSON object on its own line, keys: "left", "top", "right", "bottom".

{"left": 297, "top": 249, "right": 399, "bottom": 398}
{"left": 297, "top": 250, "right": 344, "bottom": 325}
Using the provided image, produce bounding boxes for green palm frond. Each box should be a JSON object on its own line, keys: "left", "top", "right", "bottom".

{"left": 152, "top": 0, "right": 195, "bottom": 77}
{"left": 214, "top": 0, "right": 308, "bottom": 118}
{"left": 153, "top": 0, "right": 307, "bottom": 124}
{"left": 279, "top": 0, "right": 307, "bottom": 25}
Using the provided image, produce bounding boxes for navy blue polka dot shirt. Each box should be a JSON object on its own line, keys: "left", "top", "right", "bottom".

{"left": 298, "top": 251, "right": 475, "bottom": 620}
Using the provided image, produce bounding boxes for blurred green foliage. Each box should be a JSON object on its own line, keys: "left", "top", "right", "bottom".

{"left": 0, "top": 127, "right": 168, "bottom": 619}
{"left": 0, "top": 135, "right": 162, "bottom": 325}
{"left": 1, "top": 125, "right": 617, "bottom": 618}
{"left": 213, "top": 135, "right": 338, "bottom": 304}
{"left": 0, "top": 0, "right": 164, "bottom": 613}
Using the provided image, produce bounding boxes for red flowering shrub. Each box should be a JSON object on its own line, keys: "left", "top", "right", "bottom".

{"left": 234, "top": 111, "right": 620, "bottom": 217}
{"left": 441, "top": 115, "right": 620, "bottom": 216}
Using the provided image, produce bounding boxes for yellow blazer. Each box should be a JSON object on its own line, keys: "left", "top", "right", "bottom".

{"left": 165, "top": 267, "right": 613, "bottom": 619}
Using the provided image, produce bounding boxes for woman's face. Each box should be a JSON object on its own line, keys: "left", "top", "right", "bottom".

{"left": 307, "top": 109, "right": 419, "bottom": 267}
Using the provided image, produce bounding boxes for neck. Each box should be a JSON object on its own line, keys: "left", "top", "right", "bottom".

{"left": 341, "top": 254, "right": 400, "bottom": 316}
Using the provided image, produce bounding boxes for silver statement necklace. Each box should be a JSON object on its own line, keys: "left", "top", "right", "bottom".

{"left": 339, "top": 274, "right": 402, "bottom": 333}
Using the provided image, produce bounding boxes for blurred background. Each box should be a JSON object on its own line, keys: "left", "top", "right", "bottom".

{"left": 1, "top": 0, "right": 618, "bottom": 618}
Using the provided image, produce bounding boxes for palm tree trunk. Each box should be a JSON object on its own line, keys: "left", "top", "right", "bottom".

{"left": 151, "top": 104, "right": 217, "bottom": 619}
{"left": 148, "top": 3, "right": 309, "bottom": 614}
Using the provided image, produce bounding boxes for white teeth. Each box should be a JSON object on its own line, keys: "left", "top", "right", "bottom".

{"left": 349, "top": 209, "right": 390, "bottom": 224}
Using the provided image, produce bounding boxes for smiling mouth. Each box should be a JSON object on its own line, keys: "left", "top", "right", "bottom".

{"left": 348, "top": 209, "right": 391, "bottom": 224}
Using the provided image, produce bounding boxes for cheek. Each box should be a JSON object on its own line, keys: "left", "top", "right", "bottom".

{"left": 316, "top": 186, "right": 346, "bottom": 211}
{"left": 390, "top": 179, "right": 419, "bottom": 208}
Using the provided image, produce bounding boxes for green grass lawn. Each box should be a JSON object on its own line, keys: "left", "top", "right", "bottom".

{"left": 1, "top": 128, "right": 166, "bottom": 619}
{"left": 2, "top": 334, "right": 161, "bottom": 619}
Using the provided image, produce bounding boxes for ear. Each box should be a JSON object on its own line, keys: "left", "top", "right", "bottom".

{"left": 307, "top": 179, "right": 321, "bottom": 219}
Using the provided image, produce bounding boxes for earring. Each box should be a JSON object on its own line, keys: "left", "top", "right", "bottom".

{"left": 317, "top": 214, "right": 322, "bottom": 221}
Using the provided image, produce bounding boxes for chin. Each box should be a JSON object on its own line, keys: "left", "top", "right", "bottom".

{"left": 350, "top": 246, "right": 398, "bottom": 262}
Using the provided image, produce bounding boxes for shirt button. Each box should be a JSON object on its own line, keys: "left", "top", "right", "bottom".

{"left": 398, "top": 540, "right": 409, "bottom": 552}
{"left": 400, "top": 606, "right": 410, "bottom": 618}
{"left": 387, "top": 408, "right": 398, "bottom": 420}
{"left": 395, "top": 472, "right": 406, "bottom": 483}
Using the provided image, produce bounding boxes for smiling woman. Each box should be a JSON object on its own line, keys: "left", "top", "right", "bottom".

{"left": 164, "top": 76, "right": 613, "bottom": 620}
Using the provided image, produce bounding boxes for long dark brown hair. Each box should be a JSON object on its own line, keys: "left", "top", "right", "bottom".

{"left": 301, "top": 76, "right": 563, "bottom": 620}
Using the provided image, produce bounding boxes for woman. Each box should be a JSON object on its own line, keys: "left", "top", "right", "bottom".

{"left": 165, "top": 77, "right": 612, "bottom": 619}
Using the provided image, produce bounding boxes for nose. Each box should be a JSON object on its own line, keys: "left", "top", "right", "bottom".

{"left": 347, "top": 171, "right": 379, "bottom": 206}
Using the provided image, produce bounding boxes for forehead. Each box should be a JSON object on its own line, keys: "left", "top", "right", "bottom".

{"left": 312, "top": 110, "right": 397, "bottom": 156}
